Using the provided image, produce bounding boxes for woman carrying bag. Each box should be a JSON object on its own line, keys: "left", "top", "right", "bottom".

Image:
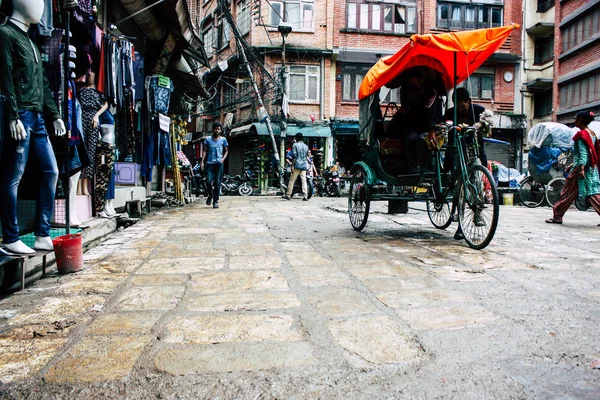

{"left": 546, "top": 110, "right": 600, "bottom": 224}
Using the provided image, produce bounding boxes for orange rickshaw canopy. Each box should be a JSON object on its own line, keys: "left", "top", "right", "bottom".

{"left": 358, "top": 24, "right": 520, "bottom": 100}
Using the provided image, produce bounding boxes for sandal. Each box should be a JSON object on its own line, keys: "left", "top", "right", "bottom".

{"left": 545, "top": 218, "right": 563, "bottom": 224}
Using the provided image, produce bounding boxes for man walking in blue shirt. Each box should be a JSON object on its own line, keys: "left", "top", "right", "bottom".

{"left": 283, "top": 133, "right": 309, "bottom": 201}
{"left": 202, "top": 122, "right": 229, "bottom": 208}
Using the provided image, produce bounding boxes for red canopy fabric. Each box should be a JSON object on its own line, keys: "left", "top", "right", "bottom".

{"left": 358, "top": 24, "right": 520, "bottom": 100}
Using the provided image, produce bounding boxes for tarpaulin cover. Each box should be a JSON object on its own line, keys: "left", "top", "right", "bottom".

{"left": 527, "top": 122, "right": 574, "bottom": 149}
{"left": 527, "top": 122, "right": 575, "bottom": 173}
{"left": 358, "top": 24, "right": 519, "bottom": 100}
{"left": 528, "top": 147, "right": 563, "bottom": 173}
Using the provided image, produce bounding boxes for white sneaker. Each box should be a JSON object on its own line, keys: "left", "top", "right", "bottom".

{"left": 34, "top": 236, "right": 54, "bottom": 251}
{"left": 98, "top": 211, "right": 111, "bottom": 219}
{"left": 2, "top": 240, "right": 35, "bottom": 254}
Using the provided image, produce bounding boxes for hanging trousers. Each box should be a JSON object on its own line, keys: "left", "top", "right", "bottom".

{"left": 553, "top": 169, "right": 600, "bottom": 220}
{"left": 95, "top": 142, "right": 115, "bottom": 212}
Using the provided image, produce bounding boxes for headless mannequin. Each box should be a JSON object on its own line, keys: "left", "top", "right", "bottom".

{"left": 0, "top": 0, "right": 66, "bottom": 254}
{"left": 79, "top": 73, "right": 108, "bottom": 196}
{"left": 97, "top": 124, "right": 115, "bottom": 218}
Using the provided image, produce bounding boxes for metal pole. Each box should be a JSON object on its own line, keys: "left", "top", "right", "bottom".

{"left": 234, "top": 35, "right": 283, "bottom": 187}
{"left": 279, "top": 34, "right": 287, "bottom": 170}
{"left": 63, "top": 9, "right": 71, "bottom": 234}
{"left": 218, "top": 0, "right": 283, "bottom": 188}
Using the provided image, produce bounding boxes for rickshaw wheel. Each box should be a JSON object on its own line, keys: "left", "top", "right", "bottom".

{"left": 457, "top": 165, "right": 499, "bottom": 250}
{"left": 348, "top": 167, "right": 371, "bottom": 231}
{"left": 519, "top": 176, "right": 545, "bottom": 208}
{"left": 545, "top": 177, "right": 565, "bottom": 207}
{"left": 426, "top": 199, "right": 452, "bottom": 229}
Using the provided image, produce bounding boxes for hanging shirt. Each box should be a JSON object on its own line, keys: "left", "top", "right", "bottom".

{"left": 0, "top": 22, "right": 61, "bottom": 121}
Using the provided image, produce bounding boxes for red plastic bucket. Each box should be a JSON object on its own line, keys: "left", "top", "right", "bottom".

{"left": 52, "top": 234, "right": 84, "bottom": 273}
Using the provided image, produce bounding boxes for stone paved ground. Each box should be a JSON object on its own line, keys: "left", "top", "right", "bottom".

{"left": 0, "top": 196, "right": 599, "bottom": 399}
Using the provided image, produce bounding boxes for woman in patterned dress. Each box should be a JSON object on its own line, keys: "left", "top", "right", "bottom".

{"left": 78, "top": 73, "right": 108, "bottom": 195}
{"left": 546, "top": 110, "right": 600, "bottom": 224}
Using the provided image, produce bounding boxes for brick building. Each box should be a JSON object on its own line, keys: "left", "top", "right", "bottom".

{"left": 553, "top": 0, "right": 600, "bottom": 124}
{"left": 522, "top": 0, "right": 555, "bottom": 128}
{"left": 191, "top": 0, "right": 524, "bottom": 185}
{"left": 332, "top": 0, "right": 524, "bottom": 170}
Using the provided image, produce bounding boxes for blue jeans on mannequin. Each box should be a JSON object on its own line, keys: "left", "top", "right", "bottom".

{"left": 205, "top": 162, "right": 223, "bottom": 204}
{"left": 0, "top": 111, "right": 59, "bottom": 244}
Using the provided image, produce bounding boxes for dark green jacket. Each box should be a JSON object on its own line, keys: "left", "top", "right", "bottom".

{"left": 0, "top": 22, "right": 60, "bottom": 122}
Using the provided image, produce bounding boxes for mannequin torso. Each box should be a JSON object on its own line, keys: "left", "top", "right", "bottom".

{"left": 0, "top": 0, "right": 65, "bottom": 139}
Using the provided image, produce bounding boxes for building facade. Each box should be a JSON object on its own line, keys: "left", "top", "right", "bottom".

{"left": 332, "top": 0, "right": 524, "bottom": 170}
{"left": 522, "top": 0, "right": 555, "bottom": 128}
{"left": 554, "top": 0, "right": 600, "bottom": 124}
{"left": 191, "top": 0, "right": 524, "bottom": 185}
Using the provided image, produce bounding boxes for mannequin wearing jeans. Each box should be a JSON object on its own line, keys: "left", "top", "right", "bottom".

{"left": 0, "top": 0, "right": 66, "bottom": 254}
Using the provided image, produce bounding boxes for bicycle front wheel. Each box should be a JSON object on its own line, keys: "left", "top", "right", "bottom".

{"left": 348, "top": 167, "right": 371, "bottom": 231}
{"left": 519, "top": 176, "right": 545, "bottom": 208}
{"left": 545, "top": 177, "right": 566, "bottom": 207}
{"left": 457, "top": 165, "right": 499, "bottom": 250}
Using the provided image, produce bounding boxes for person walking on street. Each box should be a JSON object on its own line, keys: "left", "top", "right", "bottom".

{"left": 283, "top": 133, "right": 309, "bottom": 200}
{"left": 202, "top": 122, "right": 228, "bottom": 209}
{"left": 546, "top": 110, "right": 600, "bottom": 224}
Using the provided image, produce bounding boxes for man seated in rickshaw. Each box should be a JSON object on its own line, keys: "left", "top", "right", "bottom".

{"left": 385, "top": 67, "right": 445, "bottom": 174}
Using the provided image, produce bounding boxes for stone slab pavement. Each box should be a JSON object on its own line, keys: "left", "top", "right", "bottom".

{"left": 0, "top": 196, "right": 599, "bottom": 399}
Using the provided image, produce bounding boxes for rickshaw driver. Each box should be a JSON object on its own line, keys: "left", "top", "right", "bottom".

{"left": 444, "top": 88, "right": 487, "bottom": 170}
{"left": 385, "top": 67, "right": 444, "bottom": 173}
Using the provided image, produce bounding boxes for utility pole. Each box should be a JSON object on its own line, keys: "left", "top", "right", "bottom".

{"left": 219, "top": 0, "right": 285, "bottom": 189}
{"left": 278, "top": 24, "right": 292, "bottom": 170}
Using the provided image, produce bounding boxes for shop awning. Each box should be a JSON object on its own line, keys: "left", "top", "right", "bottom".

{"left": 332, "top": 123, "right": 359, "bottom": 135}
{"left": 229, "top": 123, "right": 331, "bottom": 138}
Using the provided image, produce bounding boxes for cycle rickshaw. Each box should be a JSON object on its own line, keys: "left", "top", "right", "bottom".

{"left": 348, "top": 25, "right": 519, "bottom": 250}
{"left": 519, "top": 122, "right": 574, "bottom": 208}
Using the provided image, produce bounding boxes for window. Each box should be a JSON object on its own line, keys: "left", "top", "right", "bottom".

{"left": 269, "top": 0, "right": 314, "bottom": 31}
{"left": 534, "top": 90, "right": 553, "bottom": 118}
{"left": 342, "top": 64, "right": 399, "bottom": 102}
{"left": 237, "top": 0, "right": 251, "bottom": 35}
{"left": 288, "top": 65, "right": 319, "bottom": 102}
{"left": 562, "top": 8, "right": 600, "bottom": 52}
{"left": 437, "top": 1, "right": 503, "bottom": 30}
{"left": 203, "top": 25, "right": 215, "bottom": 58}
{"left": 216, "top": 19, "right": 231, "bottom": 51}
{"left": 346, "top": 0, "right": 417, "bottom": 34}
{"left": 534, "top": 36, "right": 553, "bottom": 65}
{"left": 536, "top": 0, "right": 553, "bottom": 13}
{"left": 559, "top": 72, "right": 600, "bottom": 109}
{"left": 342, "top": 64, "right": 368, "bottom": 101}
{"left": 458, "top": 73, "right": 494, "bottom": 100}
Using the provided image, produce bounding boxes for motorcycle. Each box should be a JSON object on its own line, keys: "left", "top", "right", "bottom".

{"left": 221, "top": 170, "right": 254, "bottom": 196}
{"left": 192, "top": 162, "right": 210, "bottom": 197}
{"left": 194, "top": 164, "right": 253, "bottom": 198}
{"left": 322, "top": 169, "right": 342, "bottom": 197}
{"left": 282, "top": 167, "right": 314, "bottom": 199}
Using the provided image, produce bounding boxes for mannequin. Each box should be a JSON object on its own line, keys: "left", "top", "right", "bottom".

{"left": 0, "top": 0, "right": 67, "bottom": 254}
{"left": 96, "top": 124, "right": 115, "bottom": 218}
{"left": 78, "top": 72, "right": 108, "bottom": 196}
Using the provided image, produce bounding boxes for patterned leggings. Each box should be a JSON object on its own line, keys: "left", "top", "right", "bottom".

{"left": 553, "top": 169, "right": 600, "bottom": 220}
{"left": 95, "top": 142, "right": 115, "bottom": 213}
